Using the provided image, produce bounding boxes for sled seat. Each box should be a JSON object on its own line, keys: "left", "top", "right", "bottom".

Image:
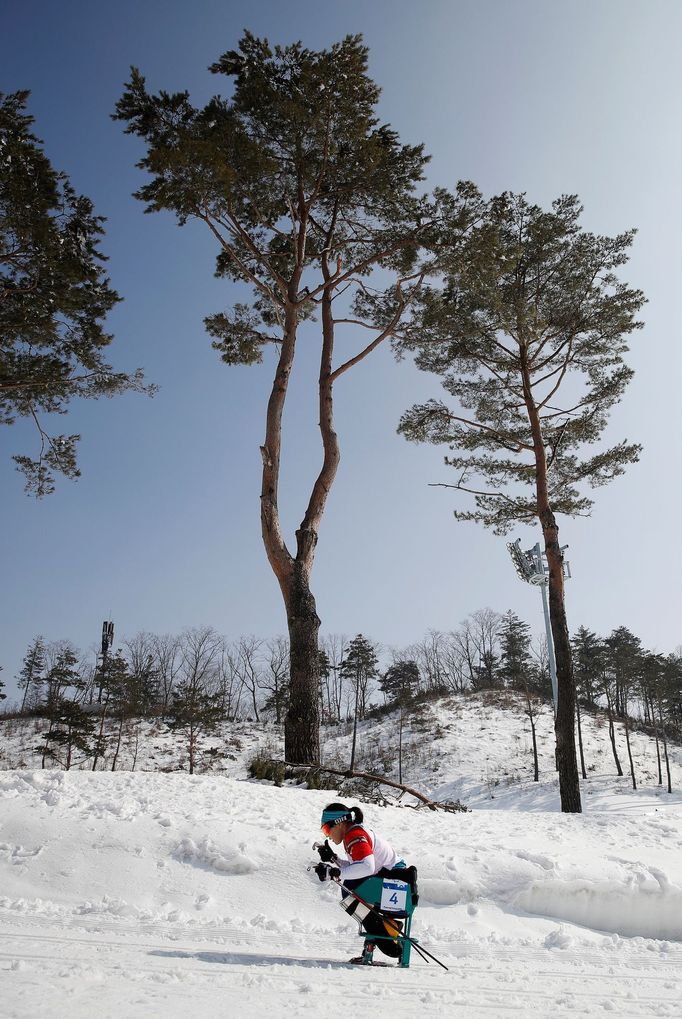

{"left": 343, "top": 866, "right": 419, "bottom": 968}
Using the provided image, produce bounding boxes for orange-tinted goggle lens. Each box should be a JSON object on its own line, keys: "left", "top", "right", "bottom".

{"left": 321, "top": 821, "right": 334, "bottom": 836}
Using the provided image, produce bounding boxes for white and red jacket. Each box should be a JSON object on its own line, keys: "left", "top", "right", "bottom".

{"left": 337, "top": 824, "right": 401, "bottom": 882}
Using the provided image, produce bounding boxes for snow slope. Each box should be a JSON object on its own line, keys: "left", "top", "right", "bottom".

{"left": 2, "top": 694, "right": 682, "bottom": 1017}
{"left": 3, "top": 690, "right": 681, "bottom": 814}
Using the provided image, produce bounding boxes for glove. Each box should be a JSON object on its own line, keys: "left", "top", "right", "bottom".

{"left": 314, "top": 863, "right": 341, "bottom": 882}
{"left": 317, "top": 840, "right": 338, "bottom": 863}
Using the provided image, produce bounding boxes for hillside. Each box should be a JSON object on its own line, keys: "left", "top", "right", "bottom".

{"left": 2, "top": 690, "right": 681, "bottom": 812}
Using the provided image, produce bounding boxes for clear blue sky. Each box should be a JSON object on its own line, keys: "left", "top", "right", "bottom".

{"left": 2, "top": 0, "right": 681, "bottom": 698}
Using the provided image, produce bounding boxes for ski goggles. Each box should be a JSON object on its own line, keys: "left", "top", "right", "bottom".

{"left": 320, "top": 810, "right": 352, "bottom": 835}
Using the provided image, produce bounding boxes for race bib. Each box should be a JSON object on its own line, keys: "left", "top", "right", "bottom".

{"left": 380, "top": 879, "right": 408, "bottom": 912}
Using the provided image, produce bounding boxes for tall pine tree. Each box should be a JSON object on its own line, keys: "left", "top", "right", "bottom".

{"left": 114, "top": 34, "right": 462, "bottom": 765}
{"left": 397, "top": 191, "right": 646, "bottom": 812}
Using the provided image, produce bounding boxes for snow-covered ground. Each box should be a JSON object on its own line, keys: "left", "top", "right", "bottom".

{"left": 2, "top": 693, "right": 682, "bottom": 1018}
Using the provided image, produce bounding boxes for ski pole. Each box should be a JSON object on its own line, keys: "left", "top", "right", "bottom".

{"left": 332, "top": 875, "right": 449, "bottom": 972}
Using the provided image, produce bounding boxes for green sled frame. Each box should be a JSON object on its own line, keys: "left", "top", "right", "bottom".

{"left": 351, "top": 872, "right": 418, "bottom": 968}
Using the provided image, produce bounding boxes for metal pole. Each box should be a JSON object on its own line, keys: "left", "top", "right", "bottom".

{"left": 534, "top": 543, "right": 558, "bottom": 712}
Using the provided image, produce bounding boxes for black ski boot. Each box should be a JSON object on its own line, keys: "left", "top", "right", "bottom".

{"left": 350, "top": 940, "right": 376, "bottom": 965}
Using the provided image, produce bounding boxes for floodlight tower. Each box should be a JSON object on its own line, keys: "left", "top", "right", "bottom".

{"left": 506, "top": 540, "right": 571, "bottom": 712}
{"left": 96, "top": 620, "right": 115, "bottom": 704}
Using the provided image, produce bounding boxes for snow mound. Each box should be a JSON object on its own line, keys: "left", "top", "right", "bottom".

{"left": 174, "top": 835, "right": 258, "bottom": 875}
{"left": 419, "top": 877, "right": 473, "bottom": 905}
{"left": 515, "top": 865, "right": 682, "bottom": 940}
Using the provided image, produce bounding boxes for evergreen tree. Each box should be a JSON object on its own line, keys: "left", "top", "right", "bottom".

{"left": 37, "top": 698, "right": 96, "bottom": 770}
{"left": 43, "top": 645, "right": 82, "bottom": 710}
{"left": 37, "top": 646, "right": 86, "bottom": 768}
{"left": 114, "top": 33, "right": 450, "bottom": 765}
{"left": 17, "top": 635, "right": 46, "bottom": 713}
{"left": 497, "top": 611, "right": 541, "bottom": 781}
{"left": 497, "top": 611, "right": 532, "bottom": 690}
{"left": 380, "top": 660, "right": 420, "bottom": 705}
{"left": 596, "top": 640, "right": 624, "bottom": 779}
{"left": 640, "top": 653, "right": 677, "bottom": 793}
{"left": 474, "top": 649, "right": 498, "bottom": 690}
{"left": 605, "top": 626, "right": 643, "bottom": 790}
{"left": 604, "top": 626, "right": 642, "bottom": 717}
{"left": 0, "top": 91, "right": 152, "bottom": 495}
{"left": 340, "top": 634, "right": 379, "bottom": 770}
{"left": 659, "top": 655, "right": 679, "bottom": 792}
{"left": 90, "top": 652, "right": 130, "bottom": 771}
{"left": 397, "top": 192, "right": 646, "bottom": 812}
{"left": 664, "top": 652, "right": 682, "bottom": 735}
{"left": 571, "top": 625, "right": 607, "bottom": 779}
{"left": 640, "top": 653, "right": 666, "bottom": 788}
{"left": 0, "top": 666, "right": 5, "bottom": 704}
{"left": 571, "top": 627, "right": 603, "bottom": 707}
{"left": 166, "top": 679, "right": 222, "bottom": 775}
{"left": 101, "top": 654, "right": 140, "bottom": 772}
{"left": 381, "top": 659, "right": 419, "bottom": 784}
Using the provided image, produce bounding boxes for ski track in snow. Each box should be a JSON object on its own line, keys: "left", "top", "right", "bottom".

{"left": 2, "top": 696, "right": 682, "bottom": 1017}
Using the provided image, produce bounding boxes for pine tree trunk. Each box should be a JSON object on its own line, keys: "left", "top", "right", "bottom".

{"left": 658, "top": 699, "right": 672, "bottom": 793}
{"left": 131, "top": 723, "right": 140, "bottom": 771}
{"left": 260, "top": 295, "right": 333, "bottom": 766}
{"left": 650, "top": 694, "right": 663, "bottom": 785}
{"left": 529, "top": 711, "right": 539, "bottom": 782}
{"left": 398, "top": 705, "right": 403, "bottom": 785}
{"left": 609, "top": 715, "right": 623, "bottom": 775}
{"left": 624, "top": 718, "right": 636, "bottom": 789}
{"left": 542, "top": 511, "right": 581, "bottom": 812}
{"left": 604, "top": 689, "right": 623, "bottom": 776}
{"left": 623, "top": 694, "right": 636, "bottom": 790}
{"left": 91, "top": 703, "right": 108, "bottom": 772}
{"left": 188, "top": 726, "right": 196, "bottom": 775}
{"left": 284, "top": 564, "right": 321, "bottom": 764}
{"left": 41, "top": 719, "right": 54, "bottom": 769}
{"left": 349, "top": 668, "right": 360, "bottom": 772}
{"left": 522, "top": 681, "right": 539, "bottom": 782}
{"left": 522, "top": 361, "right": 581, "bottom": 812}
{"left": 655, "top": 730, "right": 663, "bottom": 785}
{"left": 251, "top": 684, "right": 260, "bottom": 722}
{"left": 111, "top": 715, "right": 124, "bottom": 772}
{"left": 576, "top": 698, "right": 587, "bottom": 779}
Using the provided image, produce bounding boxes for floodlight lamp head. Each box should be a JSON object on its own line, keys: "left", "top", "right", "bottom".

{"left": 507, "top": 539, "right": 535, "bottom": 584}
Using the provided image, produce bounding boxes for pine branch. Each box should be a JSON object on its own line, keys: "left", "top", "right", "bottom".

{"left": 429, "top": 477, "right": 525, "bottom": 508}
{"left": 329, "top": 272, "right": 426, "bottom": 382}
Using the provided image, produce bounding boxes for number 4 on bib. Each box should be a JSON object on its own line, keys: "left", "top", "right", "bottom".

{"left": 380, "top": 880, "right": 408, "bottom": 913}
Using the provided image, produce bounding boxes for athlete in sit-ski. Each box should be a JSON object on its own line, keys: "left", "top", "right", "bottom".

{"left": 314, "top": 801, "right": 408, "bottom": 962}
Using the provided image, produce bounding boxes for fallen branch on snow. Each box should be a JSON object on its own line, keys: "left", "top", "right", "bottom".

{"left": 271, "top": 760, "right": 468, "bottom": 813}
